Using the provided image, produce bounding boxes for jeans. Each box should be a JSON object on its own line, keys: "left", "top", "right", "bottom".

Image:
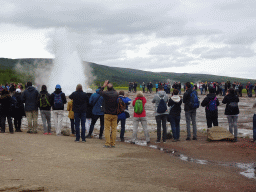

{"left": 70, "top": 119, "right": 75, "bottom": 134}
{"left": 200, "top": 88, "right": 203, "bottom": 95}
{"left": 169, "top": 115, "right": 180, "bottom": 140}
{"left": 74, "top": 112, "right": 86, "bottom": 141}
{"left": 1, "top": 115, "right": 13, "bottom": 133}
{"left": 40, "top": 110, "right": 51, "bottom": 133}
{"left": 156, "top": 114, "right": 167, "bottom": 141}
{"left": 117, "top": 119, "right": 126, "bottom": 139}
{"left": 222, "top": 89, "right": 226, "bottom": 96}
{"left": 26, "top": 110, "right": 38, "bottom": 132}
{"left": 132, "top": 117, "right": 150, "bottom": 142}
{"left": 14, "top": 117, "right": 22, "bottom": 131}
{"left": 53, "top": 110, "right": 64, "bottom": 135}
{"left": 104, "top": 114, "right": 118, "bottom": 146}
{"left": 89, "top": 115, "right": 104, "bottom": 137}
{"left": 206, "top": 115, "right": 218, "bottom": 128}
{"left": 227, "top": 115, "right": 238, "bottom": 138}
{"left": 185, "top": 109, "right": 197, "bottom": 138}
{"left": 253, "top": 114, "right": 256, "bottom": 141}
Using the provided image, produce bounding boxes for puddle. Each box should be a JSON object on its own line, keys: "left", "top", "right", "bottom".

{"left": 125, "top": 139, "right": 256, "bottom": 180}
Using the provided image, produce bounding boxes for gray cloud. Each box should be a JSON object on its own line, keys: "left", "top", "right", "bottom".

{"left": 1, "top": 0, "right": 256, "bottom": 79}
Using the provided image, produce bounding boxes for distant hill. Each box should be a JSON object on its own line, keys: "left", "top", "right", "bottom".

{"left": 0, "top": 58, "right": 255, "bottom": 86}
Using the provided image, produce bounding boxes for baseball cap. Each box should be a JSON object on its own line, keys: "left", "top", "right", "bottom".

{"left": 56, "top": 84, "right": 61, "bottom": 89}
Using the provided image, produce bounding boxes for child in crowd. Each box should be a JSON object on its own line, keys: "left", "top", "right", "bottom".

{"left": 67, "top": 99, "right": 75, "bottom": 136}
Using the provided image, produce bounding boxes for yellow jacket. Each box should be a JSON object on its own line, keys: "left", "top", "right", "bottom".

{"left": 67, "top": 100, "right": 74, "bottom": 119}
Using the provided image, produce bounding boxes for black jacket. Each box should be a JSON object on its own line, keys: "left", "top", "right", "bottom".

{"left": 201, "top": 93, "right": 219, "bottom": 118}
{"left": 69, "top": 90, "right": 88, "bottom": 113}
{"left": 168, "top": 95, "right": 182, "bottom": 116}
{"left": 50, "top": 89, "right": 67, "bottom": 110}
{"left": 222, "top": 94, "right": 239, "bottom": 115}
{"left": 0, "top": 94, "right": 15, "bottom": 116}
{"left": 12, "top": 93, "right": 26, "bottom": 118}
{"left": 38, "top": 90, "right": 52, "bottom": 111}
{"left": 99, "top": 87, "right": 118, "bottom": 115}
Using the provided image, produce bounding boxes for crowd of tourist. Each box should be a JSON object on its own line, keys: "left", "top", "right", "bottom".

{"left": 0, "top": 80, "right": 256, "bottom": 147}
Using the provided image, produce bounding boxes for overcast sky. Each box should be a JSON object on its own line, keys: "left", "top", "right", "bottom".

{"left": 1, "top": 0, "right": 256, "bottom": 79}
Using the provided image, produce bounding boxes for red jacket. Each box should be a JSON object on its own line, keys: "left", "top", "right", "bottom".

{"left": 132, "top": 96, "right": 146, "bottom": 117}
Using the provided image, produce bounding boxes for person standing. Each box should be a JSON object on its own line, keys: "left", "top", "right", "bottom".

{"left": 12, "top": 89, "right": 25, "bottom": 132}
{"left": 141, "top": 82, "right": 146, "bottom": 93}
{"left": 67, "top": 99, "right": 75, "bottom": 136}
{"left": 117, "top": 91, "right": 131, "bottom": 142}
{"left": 69, "top": 84, "right": 88, "bottom": 142}
{"left": 21, "top": 82, "right": 39, "bottom": 134}
{"left": 0, "top": 89, "right": 14, "bottom": 133}
{"left": 152, "top": 85, "right": 169, "bottom": 143}
{"left": 183, "top": 82, "right": 199, "bottom": 140}
{"left": 50, "top": 84, "right": 67, "bottom": 136}
{"left": 222, "top": 88, "right": 239, "bottom": 142}
{"left": 99, "top": 80, "right": 118, "bottom": 148}
{"left": 168, "top": 89, "right": 182, "bottom": 142}
{"left": 201, "top": 88, "right": 220, "bottom": 128}
{"left": 38, "top": 85, "right": 52, "bottom": 135}
{"left": 133, "top": 82, "right": 137, "bottom": 93}
{"left": 131, "top": 91, "right": 150, "bottom": 144}
{"left": 87, "top": 87, "right": 104, "bottom": 139}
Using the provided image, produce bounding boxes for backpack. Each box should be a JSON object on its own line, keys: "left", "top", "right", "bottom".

{"left": 40, "top": 94, "right": 51, "bottom": 108}
{"left": 235, "top": 85, "right": 239, "bottom": 90}
{"left": 207, "top": 97, "right": 217, "bottom": 112}
{"left": 228, "top": 102, "right": 238, "bottom": 112}
{"left": 157, "top": 95, "right": 167, "bottom": 113}
{"left": 11, "top": 96, "right": 20, "bottom": 109}
{"left": 53, "top": 93, "right": 63, "bottom": 109}
{"left": 117, "top": 98, "right": 126, "bottom": 115}
{"left": 189, "top": 90, "right": 199, "bottom": 109}
{"left": 134, "top": 99, "right": 143, "bottom": 114}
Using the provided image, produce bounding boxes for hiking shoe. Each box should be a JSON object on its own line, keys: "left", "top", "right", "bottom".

{"left": 155, "top": 140, "right": 160, "bottom": 143}
{"left": 43, "top": 133, "right": 48, "bottom": 135}
{"left": 70, "top": 134, "right": 75, "bottom": 137}
{"left": 233, "top": 137, "right": 238, "bottom": 142}
{"left": 74, "top": 140, "right": 80, "bottom": 143}
{"left": 172, "top": 139, "right": 177, "bottom": 142}
{"left": 15, "top": 130, "right": 22, "bottom": 132}
{"left": 99, "top": 136, "right": 102, "bottom": 140}
{"left": 82, "top": 140, "right": 86, "bottom": 143}
{"left": 192, "top": 137, "right": 197, "bottom": 140}
{"left": 120, "top": 138, "right": 124, "bottom": 142}
{"left": 186, "top": 137, "right": 191, "bottom": 141}
{"left": 10, "top": 132, "right": 14, "bottom": 134}
{"left": 27, "top": 130, "right": 33, "bottom": 133}
{"left": 103, "top": 145, "right": 110, "bottom": 148}
{"left": 147, "top": 141, "right": 151, "bottom": 144}
{"left": 163, "top": 140, "right": 166, "bottom": 143}
{"left": 33, "top": 131, "right": 38, "bottom": 134}
{"left": 111, "top": 145, "right": 115, "bottom": 148}
{"left": 130, "top": 141, "right": 135, "bottom": 144}
{"left": 177, "top": 139, "right": 180, "bottom": 141}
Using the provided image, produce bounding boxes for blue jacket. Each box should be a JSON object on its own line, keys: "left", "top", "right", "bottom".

{"left": 21, "top": 86, "right": 39, "bottom": 111}
{"left": 89, "top": 89, "right": 104, "bottom": 116}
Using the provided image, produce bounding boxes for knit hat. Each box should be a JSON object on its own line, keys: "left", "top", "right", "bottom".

{"left": 16, "top": 89, "right": 21, "bottom": 93}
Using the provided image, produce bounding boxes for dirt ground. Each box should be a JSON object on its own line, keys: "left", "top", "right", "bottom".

{"left": 0, "top": 91, "right": 256, "bottom": 191}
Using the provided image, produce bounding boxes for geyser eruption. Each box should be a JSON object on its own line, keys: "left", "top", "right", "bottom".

{"left": 48, "top": 28, "right": 87, "bottom": 95}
